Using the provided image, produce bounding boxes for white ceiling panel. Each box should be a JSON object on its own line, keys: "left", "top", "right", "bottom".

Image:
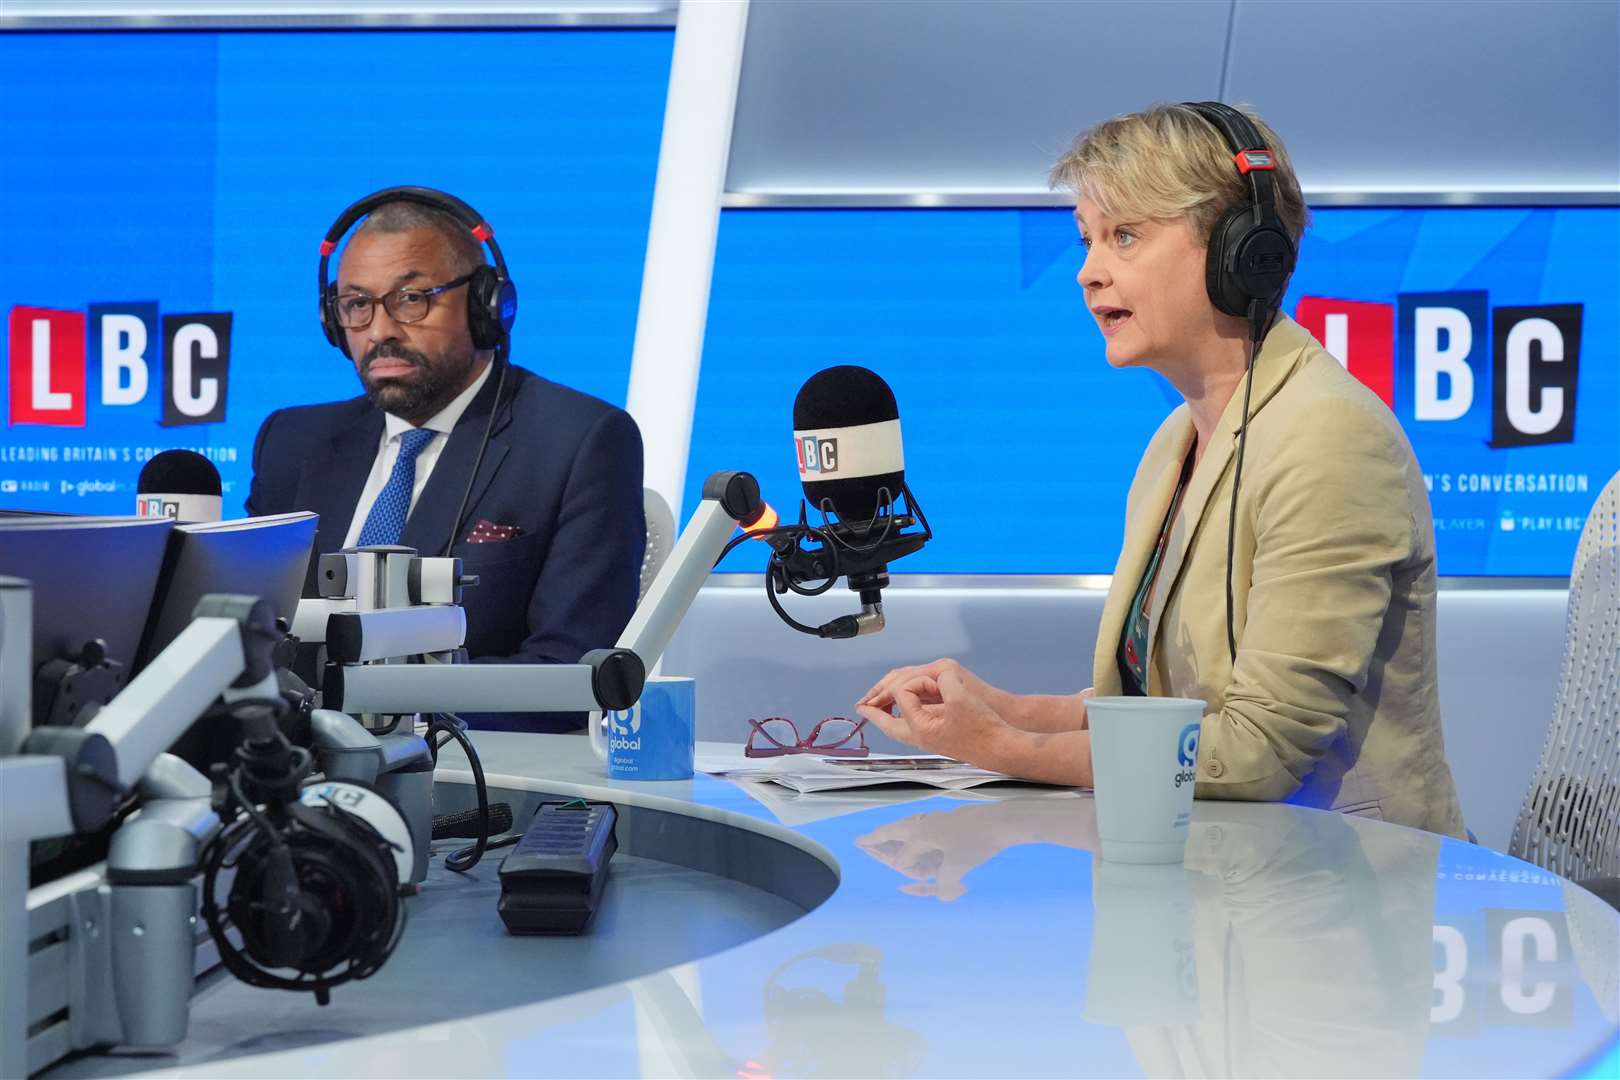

{"left": 726, "top": 0, "right": 1232, "bottom": 195}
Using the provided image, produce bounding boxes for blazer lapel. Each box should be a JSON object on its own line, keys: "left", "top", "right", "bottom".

{"left": 1142, "top": 317, "right": 1317, "bottom": 674}
{"left": 1092, "top": 412, "right": 1195, "bottom": 694}
{"left": 296, "top": 408, "right": 383, "bottom": 561}
{"left": 400, "top": 368, "right": 516, "bottom": 558}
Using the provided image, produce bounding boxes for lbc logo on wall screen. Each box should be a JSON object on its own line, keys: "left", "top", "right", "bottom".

{"left": 1296, "top": 292, "right": 1582, "bottom": 450}
{"left": 8, "top": 302, "right": 232, "bottom": 428}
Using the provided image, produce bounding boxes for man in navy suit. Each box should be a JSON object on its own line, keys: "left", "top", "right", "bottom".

{"left": 246, "top": 193, "right": 644, "bottom": 732}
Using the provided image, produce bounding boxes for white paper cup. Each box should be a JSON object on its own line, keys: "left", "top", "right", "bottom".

{"left": 1087, "top": 696, "right": 1205, "bottom": 864}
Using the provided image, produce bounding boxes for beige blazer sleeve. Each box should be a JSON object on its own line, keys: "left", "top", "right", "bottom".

{"left": 1209, "top": 389, "right": 1417, "bottom": 799}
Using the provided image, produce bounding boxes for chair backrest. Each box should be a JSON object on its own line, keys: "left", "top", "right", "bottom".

{"left": 640, "top": 487, "right": 677, "bottom": 603}
{"left": 1509, "top": 470, "right": 1620, "bottom": 880}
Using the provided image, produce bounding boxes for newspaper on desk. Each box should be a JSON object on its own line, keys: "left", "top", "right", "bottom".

{"left": 694, "top": 744, "right": 1082, "bottom": 826}
{"left": 695, "top": 750, "right": 1022, "bottom": 794}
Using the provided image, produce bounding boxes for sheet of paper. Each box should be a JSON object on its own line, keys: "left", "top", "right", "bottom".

{"left": 696, "top": 748, "right": 1034, "bottom": 793}
{"left": 718, "top": 772, "right": 1085, "bottom": 826}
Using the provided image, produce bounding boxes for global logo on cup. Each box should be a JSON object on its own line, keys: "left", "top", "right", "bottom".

{"left": 608, "top": 705, "right": 641, "bottom": 752}
{"left": 1174, "top": 722, "right": 1200, "bottom": 788}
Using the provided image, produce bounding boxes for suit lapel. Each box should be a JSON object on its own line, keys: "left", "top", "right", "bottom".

{"left": 400, "top": 367, "right": 517, "bottom": 558}
{"left": 297, "top": 407, "right": 383, "bottom": 560}
{"left": 1142, "top": 317, "right": 1316, "bottom": 674}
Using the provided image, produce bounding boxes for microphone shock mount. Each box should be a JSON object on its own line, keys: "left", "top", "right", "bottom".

{"left": 200, "top": 695, "right": 407, "bottom": 1006}
{"left": 723, "top": 483, "right": 932, "bottom": 640}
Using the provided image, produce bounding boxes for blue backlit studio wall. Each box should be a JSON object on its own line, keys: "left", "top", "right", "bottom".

{"left": 694, "top": 206, "right": 1618, "bottom": 575}
{"left": 3, "top": 29, "right": 1615, "bottom": 576}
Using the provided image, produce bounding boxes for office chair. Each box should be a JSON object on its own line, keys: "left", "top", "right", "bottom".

{"left": 576, "top": 489, "right": 678, "bottom": 743}
{"left": 641, "top": 487, "right": 677, "bottom": 603}
{"left": 1509, "top": 470, "right": 1619, "bottom": 910}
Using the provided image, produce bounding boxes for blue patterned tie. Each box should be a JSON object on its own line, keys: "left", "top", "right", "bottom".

{"left": 356, "top": 428, "right": 436, "bottom": 546}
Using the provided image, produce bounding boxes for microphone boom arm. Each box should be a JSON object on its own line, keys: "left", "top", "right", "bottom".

{"left": 303, "top": 472, "right": 767, "bottom": 715}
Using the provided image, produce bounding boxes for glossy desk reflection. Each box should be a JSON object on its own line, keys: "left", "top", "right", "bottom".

{"left": 852, "top": 793, "right": 1614, "bottom": 1078}
{"left": 128, "top": 735, "right": 1620, "bottom": 1078}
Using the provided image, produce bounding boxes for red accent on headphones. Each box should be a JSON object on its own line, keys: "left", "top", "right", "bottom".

{"left": 1234, "top": 149, "right": 1276, "bottom": 174}
{"left": 470, "top": 222, "right": 493, "bottom": 242}
{"left": 319, "top": 239, "right": 337, "bottom": 256}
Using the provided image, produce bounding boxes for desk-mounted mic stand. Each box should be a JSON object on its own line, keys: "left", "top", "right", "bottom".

{"left": 297, "top": 471, "right": 765, "bottom": 718}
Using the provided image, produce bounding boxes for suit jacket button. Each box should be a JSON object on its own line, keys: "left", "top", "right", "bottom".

{"left": 1206, "top": 759, "right": 1224, "bottom": 778}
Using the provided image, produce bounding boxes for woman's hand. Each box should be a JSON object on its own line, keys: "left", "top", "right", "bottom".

{"left": 856, "top": 667, "right": 1007, "bottom": 762}
{"left": 861, "top": 658, "right": 1014, "bottom": 718}
{"left": 864, "top": 661, "right": 1094, "bottom": 735}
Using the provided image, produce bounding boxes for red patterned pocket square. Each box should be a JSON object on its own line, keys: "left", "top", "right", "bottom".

{"left": 465, "top": 519, "right": 524, "bottom": 544}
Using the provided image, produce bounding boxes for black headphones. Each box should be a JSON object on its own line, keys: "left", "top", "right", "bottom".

{"left": 317, "top": 186, "right": 518, "bottom": 358}
{"left": 1184, "top": 101, "right": 1297, "bottom": 321}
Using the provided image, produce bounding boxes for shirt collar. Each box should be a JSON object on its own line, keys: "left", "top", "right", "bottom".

{"left": 382, "top": 361, "right": 494, "bottom": 442}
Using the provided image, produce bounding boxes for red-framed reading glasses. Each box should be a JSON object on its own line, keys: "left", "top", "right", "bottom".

{"left": 745, "top": 716, "right": 870, "bottom": 758}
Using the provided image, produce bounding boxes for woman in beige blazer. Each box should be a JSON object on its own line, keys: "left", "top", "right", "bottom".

{"left": 857, "top": 103, "right": 1466, "bottom": 838}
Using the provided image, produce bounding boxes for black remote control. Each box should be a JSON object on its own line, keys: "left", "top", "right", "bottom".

{"left": 497, "top": 801, "right": 617, "bottom": 934}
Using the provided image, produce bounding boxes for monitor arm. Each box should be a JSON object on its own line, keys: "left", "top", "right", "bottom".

{"left": 0, "top": 585, "right": 281, "bottom": 1077}
{"left": 3, "top": 591, "right": 279, "bottom": 846}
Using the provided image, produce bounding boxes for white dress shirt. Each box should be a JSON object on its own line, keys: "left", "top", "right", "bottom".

{"left": 341, "top": 362, "right": 494, "bottom": 548}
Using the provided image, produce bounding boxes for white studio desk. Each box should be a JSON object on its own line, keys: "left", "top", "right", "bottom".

{"left": 47, "top": 733, "right": 1620, "bottom": 1079}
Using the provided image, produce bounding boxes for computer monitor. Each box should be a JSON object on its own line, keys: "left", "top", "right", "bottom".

{"left": 135, "top": 512, "right": 318, "bottom": 671}
{"left": 1, "top": 577, "right": 33, "bottom": 757}
{"left": 0, "top": 516, "right": 175, "bottom": 737}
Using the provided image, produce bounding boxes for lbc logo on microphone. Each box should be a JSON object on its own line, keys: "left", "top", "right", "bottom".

{"left": 797, "top": 434, "right": 840, "bottom": 474}
{"left": 7, "top": 302, "right": 232, "bottom": 428}
{"left": 1295, "top": 292, "right": 1581, "bottom": 448}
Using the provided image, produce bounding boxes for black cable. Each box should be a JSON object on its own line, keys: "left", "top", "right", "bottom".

{"left": 715, "top": 522, "right": 806, "bottom": 564}
{"left": 427, "top": 713, "right": 491, "bottom": 873}
{"left": 765, "top": 571, "right": 833, "bottom": 637}
{"left": 781, "top": 526, "right": 841, "bottom": 597}
{"left": 441, "top": 347, "right": 510, "bottom": 558}
{"left": 716, "top": 519, "right": 842, "bottom": 595}
{"left": 368, "top": 713, "right": 405, "bottom": 736}
{"left": 1225, "top": 305, "right": 1268, "bottom": 662}
{"left": 227, "top": 769, "right": 282, "bottom": 844}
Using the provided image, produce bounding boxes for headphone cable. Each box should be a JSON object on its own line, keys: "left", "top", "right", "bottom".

{"left": 1225, "top": 303, "right": 1268, "bottom": 662}
{"left": 441, "top": 346, "right": 509, "bottom": 558}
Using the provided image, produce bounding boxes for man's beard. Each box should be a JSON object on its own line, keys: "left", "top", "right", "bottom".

{"left": 358, "top": 341, "right": 472, "bottom": 419}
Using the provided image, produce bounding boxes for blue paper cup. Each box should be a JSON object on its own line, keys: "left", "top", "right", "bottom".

{"left": 593, "top": 676, "right": 695, "bottom": 781}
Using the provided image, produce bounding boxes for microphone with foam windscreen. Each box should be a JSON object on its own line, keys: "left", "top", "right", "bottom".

{"left": 745, "top": 365, "right": 932, "bottom": 639}
{"left": 793, "top": 365, "right": 906, "bottom": 529}
{"left": 137, "top": 449, "right": 222, "bottom": 522}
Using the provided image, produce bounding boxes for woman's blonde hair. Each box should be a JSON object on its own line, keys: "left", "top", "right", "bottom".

{"left": 1049, "top": 103, "right": 1309, "bottom": 247}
